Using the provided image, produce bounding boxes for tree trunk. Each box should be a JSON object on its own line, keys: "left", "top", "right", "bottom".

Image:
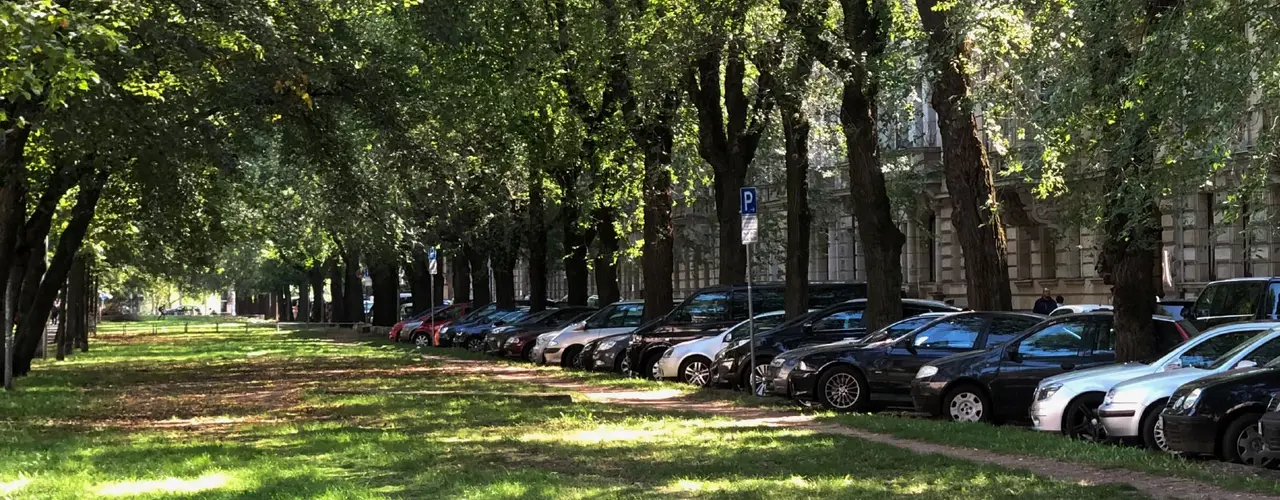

{"left": 409, "top": 248, "right": 432, "bottom": 314}
{"left": 528, "top": 167, "right": 549, "bottom": 312}
{"left": 635, "top": 93, "right": 681, "bottom": 320}
{"left": 465, "top": 244, "right": 491, "bottom": 307}
{"left": 370, "top": 260, "right": 399, "bottom": 326}
{"left": 452, "top": 250, "right": 472, "bottom": 303}
{"left": 0, "top": 124, "right": 32, "bottom": 306}
{"left": 70, "top": 257, "right": 87, "bottom": 351}
{"left": 342, "top": 249, "right": 361, "bottom": 323}
{"left": 562, "top": 206, "right": 591, "bottom": 306}
{"left": 838, "top": 0, "right": 905, "bottom": 332}
{"left": 493, "top": 251, "right": 517, "bottom": 310}
{"left": 53, "top": 286, "right": 66, "bottom": 361}
{"left": 263, "top": 292, "right": 277, "bottom": 320}
{"left": 916, "top": 0, "right": 1012, "bottom": 311}
{"left": 12, "top": 167, "right": 107, "bottom": 375}
{"left": 781, "top": 96, "right": 812, "bottom": 320}
{"left": 593, "top": 207, "right": 620, "bottom": 305}
{"left": 277, "top": 286, "right": 293, "bottom": 322}
{"left": 309, "top": 264, "right": 325, "bottom": 322}
{"left": 297, "top": 279, "right": 311, "bottom": 323}
{"left": 327, "top": 257, "right": 343, "bottom": 322}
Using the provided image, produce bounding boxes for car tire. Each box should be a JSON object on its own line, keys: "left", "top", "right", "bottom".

{"left": 1221, "top": 412, "right": 1265, "bottom": 464}
{"left": 561, "top": 346, "right": 582, "bottom": 369}
{"left": 614, "top": 354, "right": 626, "bottom": 374}
{"left": 678, "top": 356, "right": 713, "bottom": 387}
{"left": 522, "top": 344, "right": 535, "bottom": 363}
{"left": 412, "top": 333, "right": 431, "bottom": 349}
{"left": 1062, "top": 393, "right": 1106, "bottom": 442}
{"left": 1139, "top": 400, "right": 1169, "bottom": 452}
{"left": 815, "top": 366, "right": 870, "bottom": 412}
{"left": 641, "top": 353, "right": 663, "bottom": 380}
{"left": 738, "top": 359, "right": 770, "bottom": 396}
{"left": 943, "top": 384, "right": 990, "bottom": 423}
{"left": 466, "top": 338, "right": 483, "bottom": 352}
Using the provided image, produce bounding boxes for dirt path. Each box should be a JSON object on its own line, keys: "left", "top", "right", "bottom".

{"left": 415, "top": 351, "right": 1279, "bottom": 500}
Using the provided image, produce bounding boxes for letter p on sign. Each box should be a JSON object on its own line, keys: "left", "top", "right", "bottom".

{"left": 740, "top": 187, "right": 758, "bottom": 215}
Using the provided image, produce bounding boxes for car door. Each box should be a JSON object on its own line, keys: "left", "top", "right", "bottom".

{"left": 591, "top": 303, "right": 645, "bottom": 338}
{"left": 991, "top": 317, "right": 1098, "bottom": 418}
{"left": 876, "top": 315, "right": 988, "bottom": 396}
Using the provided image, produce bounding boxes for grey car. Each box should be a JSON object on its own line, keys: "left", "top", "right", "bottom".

{"left": 543, "top": 301, "right": 644, "bottom": 367}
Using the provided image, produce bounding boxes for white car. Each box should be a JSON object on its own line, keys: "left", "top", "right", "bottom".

{"left": 541, "top": 301, "right": 645, "bottom": 367}
{"left": 1049, "top": 304, "right": 1111, "bottom": 317}
{"left": 655, "top": 311, "right": 792, "bottom": 386}
{"left": 1097, "top": 323, "right": 1280, "bottom": 450}
{"left": 1031, "top": 321, "right": 1269, "bottom": 440}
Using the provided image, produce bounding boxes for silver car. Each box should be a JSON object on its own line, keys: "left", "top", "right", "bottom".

{"left": 1097, "top": 323, "right": 1280, "bottom": 450}
{"left": 542, "top": 301, "right": 644, "bottom": 367}
{"left": 655, "top": 311, "right": 792, "bottom": 386}
{"left": 1031, "top": 321, "right": 1269, "bottom": 439}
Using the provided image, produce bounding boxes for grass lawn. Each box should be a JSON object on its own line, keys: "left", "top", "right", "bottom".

{"left": 0, "top": 320, "right": 1145, "bottom": 499}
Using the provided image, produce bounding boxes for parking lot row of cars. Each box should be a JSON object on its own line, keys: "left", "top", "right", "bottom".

{"left": 391, "top": 276, "right": 1280, "bottom": 467}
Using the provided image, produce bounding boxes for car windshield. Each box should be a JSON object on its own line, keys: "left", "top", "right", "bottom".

{"left": 1168, "top": 329, "right": 1264, "bottom": 368}
{"left": 516, "top": 309, "right": 560, "bottom": 325}
{"left": 724, "top": 312, "right": 790, "bottom": 341}
{"left": 861, "top": 315, "right": 944, "bottom": 344}
{"left": 584, "top": 303, "right": 645, "bottom": 329}
{"left": 1209, "top": 331, "right": 1278, "bottom": 369}
{"left": 1191, "top": 281, "right": 1266, "bottom": 318}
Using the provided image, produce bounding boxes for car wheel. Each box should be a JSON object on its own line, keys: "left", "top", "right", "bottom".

{"left": 1062, "top": 394, "right": 1106, "bottom": 442}
{"left": 679, "top": 357, "right": 713, "bottom": 387}
{"left": 739, "top": 360, "right": 770, "bottom": 396}
{"left": 466, "top": 338, "right": 483, "bottom": 352}
{"left": 815, "top": 366, "right": 870, "bottom": 412}
{"left": 412, "top": 333, "right": 431, "bottom": 349}
{"left": 1139, "top": 400, "right": 1169, "bottom": 451}
{"left": 561, "top": 346, "right": 582, "bottom": 369}
{"left": 944, "top": 384, "right": 989, "bottom": 423}
{"left": 522, "top": 344, "right": 536, "bottom": 363}
{"left": 641, "top": 353, "right": 663, "bottom": 380}
{"left": 1222, "top": 412, "right": 1265, "bottom": 464}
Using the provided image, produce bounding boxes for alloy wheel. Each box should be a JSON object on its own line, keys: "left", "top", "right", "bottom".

{"left": 1067, "top": 402, "right": 1106, "bottom": 442}
{"left": 467, "top": 338, "right": 483, "bottom": 351}
{"left": 413, "top": 335, "right": 430, "bottom": 348}
{"left": 749, "top": 364, "right": 768, "bottom": 396}
{"left": 948, "top": 392, "right": 984, "bottom": 422}
{"left": 683, "top": 361, "right": 711, "bottom": 387}
{"left": 1153, "top": 417, "right": 1169, "bottom": 452}
{"left": 823, "top": 373, "right": 861, "bottom": 409}
{"left": 620, "top": 356, "right": 631, "bottom": 375}
{"left": 1237, "top": 426, "right": 1268, "bottom": 466}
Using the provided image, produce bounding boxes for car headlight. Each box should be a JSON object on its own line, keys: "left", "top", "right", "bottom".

{"left": 599, "top": 340, "right": 617, "bottom": 351}
{"left": 796, "top": 360, "right": 815, "bottom": 372}
{"left": 504, "top": 337, "right": 518, "bottom": 346}
{"left": 1036, "top": 383, "right": 1063, "bottom": 402}
{"left": 493, "top": 326, "right": 514, "bottom": 334}
{"left": 439, "top": 327, "right": 451, "bottom": 335}
{"left": 660, "top": 347, "right": 675, "bottom": 359}
{"left": 1181, "top": 388, "right": 1203, "bottom": 410}
{"left": 914, "top": 365, "right": 938, "bottom": 379}
{"left": 770, "top": 357, "right": 787, "bottom": 367}
{"left": 547, "top": 340, "right": 559, "bottom": 347}
{"left": 1102, "top": 388, "right": 1115, "bottom": 406}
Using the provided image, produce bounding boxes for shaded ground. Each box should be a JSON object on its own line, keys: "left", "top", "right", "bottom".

{"left": 0, "top": 322, "right": 1260, "bottom": 499}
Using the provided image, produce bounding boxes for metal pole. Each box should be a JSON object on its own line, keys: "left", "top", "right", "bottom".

{"left": 429, "top": 279, "right": 435, "bottom": 346}
{"left": 747, "top": 243, "right": 756, "bottom": 396}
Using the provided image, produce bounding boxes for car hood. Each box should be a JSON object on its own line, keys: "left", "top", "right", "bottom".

{"left": 672, "top": 335, "right": 725, "bottom": 356}
{"left": 1041, "top": 362, "right": 1152, "bottom": 388}
{"left": 1110, "top": 367, "right": 1212, "bottom": 399}
{"left": 1175, "top": 366, "right": 1279, "bottom": 392}
{"left": 781, "top": 338, "right": 878, "bottom": 361}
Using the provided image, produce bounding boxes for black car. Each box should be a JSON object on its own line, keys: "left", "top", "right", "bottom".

{"left": 482, "top": 307, "right": 598, "bottom": 355}
{"left": 625, "top": 283, "right": 870, "bottom": 383}
{"left": 911, "top": 312, "right": 1196, "bottom": 423}
{"left": 1183, "top": 277, "right": 1280, "bottom": 330}
{"left": 451, "top": 308, "right": 531, "bottom": 351}
{"left": 766, "top": 312, "right": 1044, "bottom": 411}
{"left": 714, "top": 298, "right": 962, "bottom": 393}
{"left": 1256, "top": 396, "right": 1280, "bottom": 464}
{"left": 1162, "top": 362, "right": 1280, "bottom": 463}
{"left": 435, "top": 304, "right": 506, "bottom": 347}
{"left": 585, "top": 333, "right": 632, "bottom": 373}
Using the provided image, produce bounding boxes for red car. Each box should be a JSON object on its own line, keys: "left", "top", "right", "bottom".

{"left": 388, "top": 304, "right": 451, "bottom": 342}
{"left": 403, "top": 302, "right": 472, "bottom": 347}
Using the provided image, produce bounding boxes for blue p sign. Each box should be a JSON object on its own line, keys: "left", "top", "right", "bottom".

{"left": 427, "top": 248, "right": 437, "bottom": 262}
{"left": 740, "top": 187, "right": 758, "bottom": 215}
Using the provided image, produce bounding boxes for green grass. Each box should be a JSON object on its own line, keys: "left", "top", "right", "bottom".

{"left": 1, "top": 320, "right": 1146, "bottom": 499}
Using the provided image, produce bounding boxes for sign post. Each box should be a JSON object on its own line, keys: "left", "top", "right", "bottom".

{"left": 740, "top": 187, "right": 759, "bottom": 395}
{"left": 428, "top": 247, "right": 438, "bottom": 344}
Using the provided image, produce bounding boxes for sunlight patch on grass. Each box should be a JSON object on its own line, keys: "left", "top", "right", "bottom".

{"left": 0, "top": 476, "right": 31, "bottom": 495}
{"left": 94, "top": 472, "right": 232, "bottom": 496}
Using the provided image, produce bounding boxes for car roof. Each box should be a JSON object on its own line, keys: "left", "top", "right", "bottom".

{"left": 1208, "top": 277, "right": 1272, "bottom": 284}
{"left": 1048, "top": 310, "right": 1179, "bottom": 322}
{"left": 839, "top": 298, "right": 957, "bottom": 309}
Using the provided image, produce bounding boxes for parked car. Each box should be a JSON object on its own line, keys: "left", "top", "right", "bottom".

{"left": 450, "top": 308, "right": 531, "bottom": 351}
{"left": 765, "top": 312, "right": 1043, "bottom": 410}
{"left": 713, "top": 299, "right": 961, "bottom": 393}
{"left": 627, "top": 283, "right": 871, "bottom": 385}
{"left": 530, "top": 331, "right": 559, "bottom": 364}
{"left": 1049, "top": 304, "right": 1110, "bottom": 317}
{"left": 1033, "top": 321, "right": 1273, "bottom": 441}
{"left": 390, "top": 304, "right": 450, "bottom": 342}
{"left": 1256, "top": 396, "right": 1280, "bottom": 464}
{"left": 1182, "top": 277, "right": 1279, "bottom": 330}
{"left": 655, "top": 310, "right": 794, "bottom": 386}
{"left": 1158, "top": 299, "right": 1195, "bottom": 321}
{"left": 911, "top": 312, "right": 1195, "bottom": 423}
{"left": 585, "top": 332, "right": 633, "bottom": 373}
{"left": 486, "top": 307, "right": 597, "bottom": 358}
{"left": 433, "top": 304, "right": 504, "bottom": 347}
{"left": 1162, "top": 362, "right": 1280, "bottom": 463}
{"left": 405, "top": 302, "right": 472, "bottom": 346}
{"left": 1097, "top": 324, "right": 1280, "bottom": 451}
{"left": 542, "top": 301, "right": 646, "bottom": 367}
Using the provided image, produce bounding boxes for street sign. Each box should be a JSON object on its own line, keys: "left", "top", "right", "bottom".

{"left": 428, "top": 247, "right": 438, "bottom": 275}
{"left": 740, "top": 187, "right": 758, "bottom": 215}
{"left": 741, "top": 215, "right": 759, "bottom": 244}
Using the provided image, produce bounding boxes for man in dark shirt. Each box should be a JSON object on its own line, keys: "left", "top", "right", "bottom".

{"left": 1033, "top": 288, "right": 1058, "bottom": 315}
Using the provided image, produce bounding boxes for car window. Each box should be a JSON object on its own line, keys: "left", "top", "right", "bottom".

{"left": 1179, "top": 330, "right": 1262, "bottom": 368}
{"left": 726, "top": 314, "right": 790, "bottom": 341}
{"left": 670, "top": 291, "right": 731, "bottom": 324}
{"left": 985, "top": 316, "right": 1040, "bottom": 347}
{"left": 1049, "top": 308, "right": 1072, "bottom": 317}
{"left": 1017, "top": 320, "right": 1089, "bottom": 358}
{"left": 546, "top": 308, "right": 591, "bottom": 323}
{"left": 811, "top": 309, "right": 864, "bottom": 332}
{"left": 808, "top": 284, "right": 866, "bottom": 308}
{"left": 913, "top": 316, "right": 985, "bottom": 349}
{"left": 1192, "top": 281, "right": 1266, "bottom": 318}
{"left": 753, "top": 289, "right": 786, "bottom": 315}
{"left": 864, "top": 315, "right": 940, "bottom": 344}
{"left": 1241, "top": 337, "right": 1280, "bottom": 366}
{"left": 1154, "top": 321, "right": 1190, "bottom": 353}
{"left": 1092, "top": 322, "right": 1116, "bottom": 355}
{"left": 587, "top": 304, "right": 644, "bottom": 329}
{"left": 730, "top": 291, "right": 750, "bottom": 320}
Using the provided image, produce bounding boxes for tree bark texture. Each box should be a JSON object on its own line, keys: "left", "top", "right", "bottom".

{"left": 452, "top": 250, "right": 472, "bottom": 304}
{"left": 916, "top": 0, "right": 1012, "bottom": 311}
{"left": 297, "top": 279, "right": 311, "bottom": 323}
{"left": 410, "top": 248, "right": 432, "bottom": 314}
{"left": 12, "top": 167, "right": 108, "bottom": 375}
{"left": 465, "top": 244, "right": 490, "bottom": 307}
{"left": 327, "top": 257, "right": 344, "bottom": 322}
{"left": 54, "top": 287, "right": 66, "bottom": 361}
{"left": 68, "top": 256, "right": 86, "bottom": 351}
{"left": 684, "top": 40, "right": 774, "bottom": 285}
{"left": 342, "top": 249, "right": 362, "bottom": 323}
{"left": 277, "top": 286, "right": 293, "bottom": 322}
{"left": 493, "top": 250, "right": 517, "bottom": 310}
{"left": 562, "top": 205, "right": 591, "bottom": 306}
{"left": 781, "top": 95, "right": 812, "bottom": 320}
{"left": 632, "top": 92, "right": 682, "bottom": 321}
{"left": 432, "top": 254, "right": 445, "bottom": 306}
{"left": 838, "top": 0, "right": 905, "bottom": 331}
{"left": 0, "top": 124, "right": 31, "bottom": 305}
{"left": 593, "top": 207, "right": 621, "bottom": 305}
{"left": 309, "top": 265, "right": 325, "bottom": 322}
{"left": 370, "top": 260, "right": 399, "bottom": 326}
{"left": 528, "top": 168, "right": 549, "bottom": 311}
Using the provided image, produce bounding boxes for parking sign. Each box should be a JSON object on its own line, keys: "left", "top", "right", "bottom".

{"left": 740, "top": 187, "right": 757, "bottom": 215}
{"left": 428, "top": 248, "right": 438, "bottom": 275}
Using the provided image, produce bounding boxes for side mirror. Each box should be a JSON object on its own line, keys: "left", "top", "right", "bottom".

{"left": 1163, "top": 359, "right": 1183, "bottom": 372}
{"left": 1236, "top": 360, "right": 1258, "bottom": 370}
{"left": 802, "top": 322, "right": 815, "bottom": 334}
{"left": 898, "top": 337, "right": 918, "bottom": 354}
{"left": 1006, "top": 344, "right": 1023, "bottom": 363}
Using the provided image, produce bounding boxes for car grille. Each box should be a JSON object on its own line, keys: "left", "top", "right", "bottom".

{"left": 1264, "top": 419, "right": 1280, "bottom": 451}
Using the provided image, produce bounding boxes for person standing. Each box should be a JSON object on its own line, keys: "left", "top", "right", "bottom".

{"left": 1033, "top": 288, "right": 1058, "bottom": 315}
